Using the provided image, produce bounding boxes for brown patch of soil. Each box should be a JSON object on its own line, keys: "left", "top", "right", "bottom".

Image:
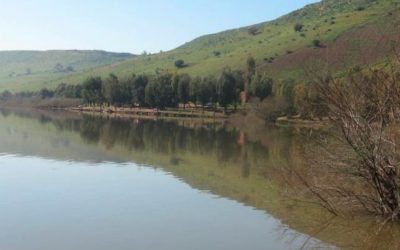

{"left": 261, "top": 20, "right": 400, "bottom": 75}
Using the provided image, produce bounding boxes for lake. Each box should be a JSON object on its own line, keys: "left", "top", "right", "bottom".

{"left": 0, "top": 109, "right": 398, "bottom": 250}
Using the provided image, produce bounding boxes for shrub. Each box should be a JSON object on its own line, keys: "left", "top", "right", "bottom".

{"left": 174, "top": 60, "right": 186, "bottom": 68}
{"left": 248, "top": 27, "right": 261, "bottom": 36}
{"left": 313, "top": 39, "right": 322, "bottom": 48}
{"left": 213, "top": 51, "right": 221, "bottom": 57}
{"left": 294, "top": 23, "right": 304, "bottom": 32}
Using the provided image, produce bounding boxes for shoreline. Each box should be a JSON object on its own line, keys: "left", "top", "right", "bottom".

{"left": 63, "top": 106, "right": 230, "bottom": 124}
{"left": 1, "top": 104, "right": 328, "bottom": 127}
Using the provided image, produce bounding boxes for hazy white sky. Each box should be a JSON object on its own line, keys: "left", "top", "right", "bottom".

{"left": 0, "top": 0, "right": 319, "bottom": 53}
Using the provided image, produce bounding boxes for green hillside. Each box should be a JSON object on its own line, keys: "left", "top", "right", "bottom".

{"left": 0, "top": 50, "right": 134, "bottom": 92}
{"left": 1, "top": 0, "right": 399, "bottom": 92}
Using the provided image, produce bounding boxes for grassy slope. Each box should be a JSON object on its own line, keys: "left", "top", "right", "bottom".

{"left": 0, "top": 50, "right": 134, "bottom": 92}
{"left": 1, "top": 0, "right": 399, "bottom": 92}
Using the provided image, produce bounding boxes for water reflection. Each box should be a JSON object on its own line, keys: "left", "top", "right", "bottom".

{"left": 0, "top": 109, "right": 399, "bottom": 249}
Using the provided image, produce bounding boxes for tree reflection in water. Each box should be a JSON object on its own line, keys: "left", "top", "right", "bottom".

{"left": 1, "top": 109, "right": 400, "bottom": 249}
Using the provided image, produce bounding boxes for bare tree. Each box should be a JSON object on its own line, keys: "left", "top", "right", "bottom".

{"left": 313, "top": 57, "right": 400, "bottom": 220}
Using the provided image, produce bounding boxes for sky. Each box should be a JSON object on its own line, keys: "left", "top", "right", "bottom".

{"left": 0, "top": 0, "right": 319, "bottom": 54}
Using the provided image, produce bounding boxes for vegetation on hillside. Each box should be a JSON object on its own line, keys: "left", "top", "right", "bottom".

{"left": 1, "top": 0, "right": 399, "bottom": 92}
{"left": 1, "top": 55, "right": 326, "bottom": 120}
{"left": 0, "top": 50, "right": 134, "bottom": 92}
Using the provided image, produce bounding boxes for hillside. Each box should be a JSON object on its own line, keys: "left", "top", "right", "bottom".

{"left": 1, "top": 0, "right": 400, "bottom": 92}
{"left": 0, "top": 50, "right": 134, "bottom": 92}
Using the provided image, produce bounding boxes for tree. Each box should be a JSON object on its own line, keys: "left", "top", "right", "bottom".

{"left": 117, "top": 77, "right": 134, "bottom": 106}
{"left": 54, "top": 63, "right": 64, "bottom": 72}
{"left": 131, "top": 74, "right": 148, "bottom": 107}
{"left": 145, "top": 80, "right": 157, "bottom": 108}
{"left": 54, "top": 83, "right": 77, "bottom": 98}
{"left": 218, "top": 69, "right": 237, "bottom": 110}
{"left": 314, "top": 67, "right": 400, "bottom": 219}
{"left": 174, "top": 59, "right": 186, "bottom": 68}
{"left": 195, "top": 76, "right": 217, "bottom": 108}
{"left": 250, "top": 73, "right": 273, "bottom": 101}
{"left": 233, "top": 70, "right": 245, "bottom": 107}
{"left": 102, "top": 74, "right": 120, "bottom": 105}
{"left": 293, "top": 82, "right": 310, "bottom": 119}
{"left": 245, "top": 56, "right": 257, "bottom": 103}
{"left": 188, "top": 76, "right": 200, "bottom": 105}
{"left": 101, "top": 74, "right": 133, "bottom": 106}
{"left": 145, "top": 73, "right": 176, "bottom": 109}
{"left": 177, "top": 74, "right": 191, "bottom": 108}
{"left": 294, "top": 23, "right": 304, "bottom": 32}
{"left": 250, "top": 96, "right": 285, "bottom": 122}
{"left": 274, "top": 79, "right": 296, "bottom": 117}
{"left": 40, "top": 88, "right": 54, "bottom": 99}
{"left": 66, "top": 66, "right": 75, "bottom": 72}
{"left": 0, "top": 90, "right": 12, "bottom": 101}
{"left": 248, "top": 27, "right": 260, "bottom": 36}
{"left": 82, "top": 77, "right": 104, "bottom": 104}
{"left": 313, "top": 39, "right": 322, "bottom": 48}
{"left": 247, "top": 56, "right": 256, "bottom": 78}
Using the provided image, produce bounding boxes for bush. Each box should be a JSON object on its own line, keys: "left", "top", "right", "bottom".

{"left": 317, "top": 68, "right": 400, "bottom": 219}
{"left": 313, "top": 39, "right": 322, "bottom": 48}
{"left": 213, "top": 51, "right": 221, "bottom": 57}
{"left": 174, "top": 60, "right": 186, "bottom": 68}
{"left": 294, "top": 23, "right": 304, "bottom": 32}
{"left": 248, "top": 27, "right": 261, "bottom": 36}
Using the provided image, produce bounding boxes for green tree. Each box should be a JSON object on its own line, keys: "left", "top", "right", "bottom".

{"left": 177, "top": 74, "right": 191, "bottom": 108}
{"left": 245, "top": 56, "right": 256, "bottom": 102}
{"left": 102, "top": 74, "right": 120, "bottom": 105}
{"left": 131, "top": 74, "right": 148, "bottom": 107}
{"left": 294, "top": 23, "right": 304, "bottom": 32}
{"left": 198, "top": 76, "right": 217, "bottom": 107}
{"left": 102, "top": 74, "right": 133, "bottom": 106}
{"left": 82, "top": 77, "right": 104, "bottom": 104}
{"left": 247, "top": 56, "right": 256, "bottom": 79}
{"left": 174, "top": 59, "right": 186, "bottom": 68}
{"left": 40, "top": 88, "right": 54, "bottom": 99}
{"left": 145, "top": 73, "right": 176, "bottom": 109}
{"left": 250, "top": 73, "right": 273, "bottom": 101}
{"left": 281, "top": 79, "right": 296, "bottom": 116}
{"left": 233, "top": 70, "right": 245, "bottom": 106}
{"left": 0, "top": 90, "right": 12, "bottom": 101}
{"left": 218, "top": 69, "right": 237, "bottom": 110}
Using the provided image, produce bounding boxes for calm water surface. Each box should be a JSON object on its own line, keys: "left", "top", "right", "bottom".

{"left": 0, "top": 109, "right": 390, "bottom": 250}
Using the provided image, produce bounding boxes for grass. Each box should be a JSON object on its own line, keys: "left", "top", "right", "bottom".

{"left": 0, "top": 0, "right": 399, "bottom": 93}
{"left": 0, "top": 50, "right": 134, "bottom": 92}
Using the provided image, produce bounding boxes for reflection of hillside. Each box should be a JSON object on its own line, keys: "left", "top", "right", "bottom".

{"left": 1, "top": 109, "right": 399, "bottom": 249}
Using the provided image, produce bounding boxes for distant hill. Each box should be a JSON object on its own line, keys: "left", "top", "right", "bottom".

{"left": 1, "top": 0, "right": 399, "bottom": 92}
{"left": 0, "top": 50, "right": 134, "bottom": 92}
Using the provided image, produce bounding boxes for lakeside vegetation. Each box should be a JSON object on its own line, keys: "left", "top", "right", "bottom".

{"left": 0, "top": 55, "right": 328, "bottom": 122}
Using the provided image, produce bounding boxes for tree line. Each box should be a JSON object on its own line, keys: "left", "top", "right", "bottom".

{"left": 0, "top": 56, "right": 327, "bottom": 120}
{"left": 10, "top": 57, "right": 273, "bottom": 110}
